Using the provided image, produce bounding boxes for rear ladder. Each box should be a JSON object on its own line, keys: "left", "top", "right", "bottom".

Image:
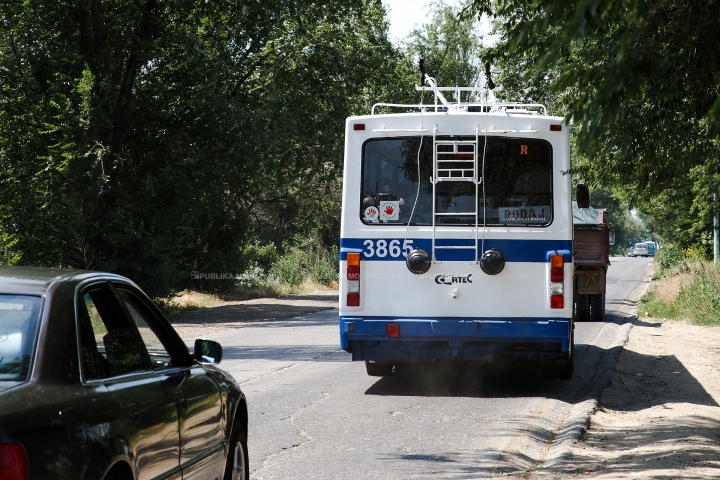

{"left": 431, "top": 126, "right": 481, "bottom": 263}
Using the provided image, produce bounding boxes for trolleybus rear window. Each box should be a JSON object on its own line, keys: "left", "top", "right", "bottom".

{"left": 361, "top": 137, "right": 553, "bottom": 226}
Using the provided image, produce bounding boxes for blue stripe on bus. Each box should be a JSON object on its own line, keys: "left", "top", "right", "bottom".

{"left": 340, "top": 238, "right": 572, "bottom": 262}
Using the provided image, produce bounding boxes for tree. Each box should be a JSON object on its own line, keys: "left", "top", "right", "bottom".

{"left": 0, "top": 0, "right": 399, "bottom": 295}
{"left": 465, "top": 0, "right": 720, "bottom": 252}
{"left": 403, "top": 1, "right": 484, "bottom": 90}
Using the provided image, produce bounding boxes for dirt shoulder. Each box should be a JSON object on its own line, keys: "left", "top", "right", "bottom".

{"left": 169, "top": 289, "right": 338, "bottom": 340}
{"left": 550, "top": 315, "right": 720, "bottom": 478}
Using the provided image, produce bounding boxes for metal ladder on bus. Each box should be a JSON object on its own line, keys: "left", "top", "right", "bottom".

{"left": 431, "top": 126, "right": 480, "bottom": 263}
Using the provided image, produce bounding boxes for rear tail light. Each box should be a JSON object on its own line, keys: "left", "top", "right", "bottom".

{"left": 0, "top": 443, "right": 28, "bottom": 480}
{"left": 550, "top": 295, "right": 564, "bottom": 309}
{"left": 346, "top": 253, "right": 361, "bottom": 307}
{"left": 386, "top": 323, "right": 400, "bottom": 337}
{"left": 549, "top": 254, "right": 564, "bottom": 309}
{"left": 550, "top": 267, "right": 563, "bottom": 282}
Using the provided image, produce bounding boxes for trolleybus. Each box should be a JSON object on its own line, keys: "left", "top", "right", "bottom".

{"left": 338, "top": 77, "right": 575, "bottom": 378}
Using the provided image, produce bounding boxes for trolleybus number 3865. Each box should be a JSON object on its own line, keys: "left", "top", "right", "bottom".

{"left": 362, "top": 239, "right": 414, "bottom": 259}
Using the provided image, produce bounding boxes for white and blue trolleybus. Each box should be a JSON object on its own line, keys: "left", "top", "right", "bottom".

{"left": 339, "top": 75, "right": 575, "bottom": 378}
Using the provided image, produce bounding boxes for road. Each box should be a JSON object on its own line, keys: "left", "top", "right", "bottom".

{"left": 197, "top": 256, "right": 653, "bottom": 479}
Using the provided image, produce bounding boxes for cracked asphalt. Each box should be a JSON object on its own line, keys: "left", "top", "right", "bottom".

{"left": 173, "top": 258, "right": 652, "bottom": 479}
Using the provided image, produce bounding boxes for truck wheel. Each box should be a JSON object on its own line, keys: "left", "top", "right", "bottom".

{"left": 365, "top": 361, "right": 393, "bottom": 376}
{"left": 590, "top": 293, "right": 605, "bottom": 321}
{"left": 575, "top": 294, "right": 590, "bottom": 322}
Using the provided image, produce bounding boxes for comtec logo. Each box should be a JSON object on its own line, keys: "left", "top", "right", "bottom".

{"left": 435, "top": 274, "right": 473, "bottom": 285}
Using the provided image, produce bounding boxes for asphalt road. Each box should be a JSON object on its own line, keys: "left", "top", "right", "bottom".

{"left": 198, "top": 256, "right": 653, "bottom": 479}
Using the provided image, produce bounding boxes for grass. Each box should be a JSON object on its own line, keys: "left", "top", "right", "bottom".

{"left": 640, "top": 261, "right": 720, "bottom": 326}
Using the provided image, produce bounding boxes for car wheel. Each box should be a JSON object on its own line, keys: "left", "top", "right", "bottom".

{"left": 225, "top": 422, "right": 249, "bottom": 480}
{"left": 365, "top": 361, "right": 393, "bottom": 376}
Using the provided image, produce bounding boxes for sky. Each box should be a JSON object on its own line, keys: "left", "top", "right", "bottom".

{"left": 382, "top": 0, "right": 435, "bottom": 42}
{"left": 382, "top": 0, "right": 494, "bottom": 44}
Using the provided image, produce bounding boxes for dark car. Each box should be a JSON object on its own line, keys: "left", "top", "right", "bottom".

{"left": 0, "top": 267, "right": 248, "bottom": 480}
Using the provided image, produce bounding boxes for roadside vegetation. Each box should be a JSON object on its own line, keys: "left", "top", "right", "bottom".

{"left": 640, "top": 245, "right": 720, "bottom": 327}
{"left": 2, "top": 0, "right": 719, "bottom": 304}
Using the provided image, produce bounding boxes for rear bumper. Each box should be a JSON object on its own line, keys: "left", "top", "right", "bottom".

{"left": 340, "top": 316, "right": 572, "bottom": 363}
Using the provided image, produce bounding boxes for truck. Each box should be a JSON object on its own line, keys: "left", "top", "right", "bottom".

{"left": 572, "top": 198, "right": 614, "bottom": 321}
{"left": 338, "top": 73, "right": 576, "bottom": 378}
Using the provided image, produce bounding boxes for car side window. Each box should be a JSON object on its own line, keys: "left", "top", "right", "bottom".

{"left": 77, "top": 284, "right": 150, "bottom": 379}
{"left": 115, "top": 288, "right": 173, "bottom": 368}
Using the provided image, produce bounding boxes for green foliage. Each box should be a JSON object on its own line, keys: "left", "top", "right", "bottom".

{"left": 241, "top": 242, "right": 280, "bottom": 274}
{"left": 266, "top": 240, "right": 338, "bottom": 287}
{"left": 404, "top": 1, "right": 483, "bottom": 89}
{"left": 468, "top": 0, "right": 720, "bottom": 258}
{"left": 0, "top": 0, "right": 397, "bottom": 296}
{"left": 654, "top": 244, "right": 688, "bottom": 275}
{"left": 269, "top": 248, "right": 306, "bottom": 287}
{"left": 585, "top": 187, "right": 649, "bottom": 255}
{"left": 642, "top": 262, "right": 720, "bottom": 327}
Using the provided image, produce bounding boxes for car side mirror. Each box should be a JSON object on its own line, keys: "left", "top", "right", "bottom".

{"left": 576, "top": 184, "right": 590, "bottom": 209}
{"left": 609, "top": 229, "right": 615, "bottom": 245}
{"left": 194, "top": 339, "right": 223, "bottom": 365}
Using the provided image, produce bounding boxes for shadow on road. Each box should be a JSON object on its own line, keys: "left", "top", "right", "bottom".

{"left": 365, "top": 362, "right": 571, "bottom": 399}
{"left": 172, "top": 293, "right": 337, "bottom": 326}
{"left": 364, "top": 345, "right": 718, "bottom": 408}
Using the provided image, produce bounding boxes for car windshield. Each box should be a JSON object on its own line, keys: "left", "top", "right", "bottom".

{"left": 0, "top": 295, "right": 42, "bottom": 386}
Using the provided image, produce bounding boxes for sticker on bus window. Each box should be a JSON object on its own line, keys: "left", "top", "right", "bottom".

{"left": 364, "top": 206, "right": 380, "bottom": 222}
{"left": 499, "top": 206, "right": 550, "bottom": 223}
{"left": 379, "top": 201, "right": 399, "bottom": 221}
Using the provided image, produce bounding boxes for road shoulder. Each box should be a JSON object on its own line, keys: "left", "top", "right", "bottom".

{"left": 549, "top": 315, "right": 720, "bottom": 478}
{"left": 169, "top": 290, "right": 338, "bottom": 339}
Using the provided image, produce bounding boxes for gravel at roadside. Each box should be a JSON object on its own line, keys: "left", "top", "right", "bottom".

{"left": 546, "top": 315, "right": 720, "bottom": 479}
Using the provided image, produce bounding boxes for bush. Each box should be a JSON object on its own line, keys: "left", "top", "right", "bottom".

{"left": 269, "top": 248, "right": 305, "bottom": 287}
{"left": 655, "top": 243, "right": 686, "bottom": 274}
{"left": 641, "top": 261, "right": 720, "bottom": 326}
{"left": 241, "top": 242, "right": 279, "bottom": 273}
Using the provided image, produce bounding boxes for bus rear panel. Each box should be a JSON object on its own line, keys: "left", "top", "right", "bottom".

{"left": 339, "top": 106, "right": 574, "bottom": 376}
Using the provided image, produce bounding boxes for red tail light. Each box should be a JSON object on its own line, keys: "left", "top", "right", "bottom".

{"left": 386, "top": 324, "right": 400, "bottom": 337}
{"left": 0, "top": 443, "right": 28, "bottom": 480}
{"left": 346, "top": 293, "right": 360, "bottom": 306}
{"left": 347, "top": 265, "right": 360, "bottom": 280}
{"left": 550, "top": 254, "right": 564, "bottom": 309}
{"left": 550, "top": 295, "right": 564, "bottom": 309}
{"left": 346, "top": 253, "right": 361, "bottom": 307}
{"left": 550, "top": 267, "right": 563, "bottom": 282}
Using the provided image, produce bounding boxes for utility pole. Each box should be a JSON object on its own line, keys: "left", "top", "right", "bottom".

{"left": 715, "top": 192, "right": 719, "bottom": 266}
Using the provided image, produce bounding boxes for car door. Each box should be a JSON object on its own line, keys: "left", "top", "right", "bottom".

{"left": 78, "top": 282, "right": 181, "bottom": 480}
{"left": 113, "top": 284, "right": 226, "bottom": 480}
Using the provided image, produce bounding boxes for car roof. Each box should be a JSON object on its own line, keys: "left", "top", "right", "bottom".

{"left": 0, "top": 266, "right": 130, "bottom": 296}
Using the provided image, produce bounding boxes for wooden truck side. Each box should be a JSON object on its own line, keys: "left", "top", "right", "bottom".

{"left": 573, "top": 202, "right": 614, "bottom": 321}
